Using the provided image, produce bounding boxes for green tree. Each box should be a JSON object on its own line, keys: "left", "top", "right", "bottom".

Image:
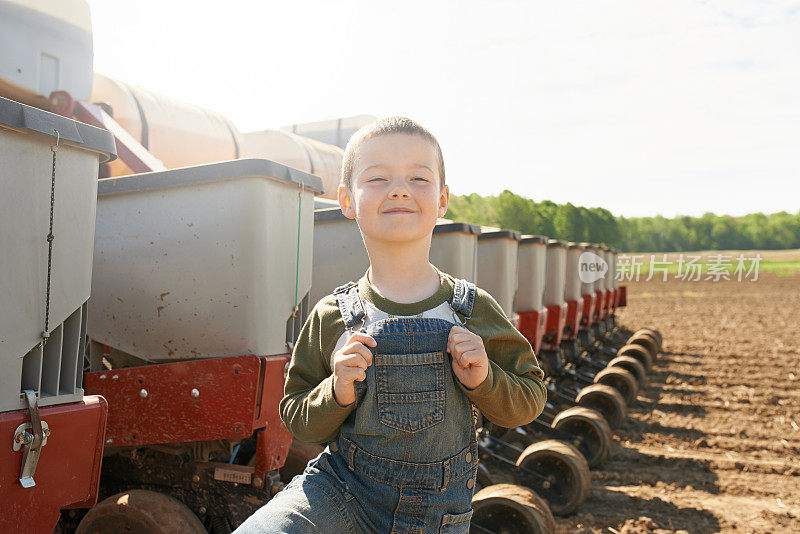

{"left": 444, "top": 192, "right": 798, "bottom": 252}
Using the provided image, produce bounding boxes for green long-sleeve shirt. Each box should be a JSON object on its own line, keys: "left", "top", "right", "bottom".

{"left": 279, "top": 270, "right": 547, "bottom": 444}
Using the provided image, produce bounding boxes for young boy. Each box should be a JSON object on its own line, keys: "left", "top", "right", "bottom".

{"left": 235, "top": 117, "right": 546, "bottom": 534}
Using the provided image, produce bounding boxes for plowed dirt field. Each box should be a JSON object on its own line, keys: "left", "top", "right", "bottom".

{"left": 555, "top": 273, "right": 800, "bottom": 533}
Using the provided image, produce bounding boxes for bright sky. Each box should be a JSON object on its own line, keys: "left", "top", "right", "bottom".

{"left": 87, "top": 0, "right": 799, "bottom": 218}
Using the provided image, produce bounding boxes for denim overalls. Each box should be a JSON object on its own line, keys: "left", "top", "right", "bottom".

{"left": 235, "top": 279, "right": 479, "bottom": 534}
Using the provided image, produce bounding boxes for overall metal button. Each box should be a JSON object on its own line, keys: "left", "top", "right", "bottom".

{"left": 330, "top": 441, "right": 338, "bottom": 452}
{"left": 465, "top": 452, "right": 472, "bottom": 463}
{"left": 466, "top": 478, "right": 474, "bottom": 489}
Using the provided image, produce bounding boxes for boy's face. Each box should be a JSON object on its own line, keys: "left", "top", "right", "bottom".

{"left": 339, "top": 133, "right": 449, "bottom": 246}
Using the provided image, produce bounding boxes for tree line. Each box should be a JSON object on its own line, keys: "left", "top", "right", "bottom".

{"left": 444, "top": 191, "right": 800, "bottom": 252}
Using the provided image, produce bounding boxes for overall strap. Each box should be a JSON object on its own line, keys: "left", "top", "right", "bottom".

{"left": 334, "top": 281, "right": 366, "bottom": 330}
{"left": 450, "top": 279, "right": 477, "bottom": 322}
{"left": 451, "top": 278, "right": 480, "bottom": 431}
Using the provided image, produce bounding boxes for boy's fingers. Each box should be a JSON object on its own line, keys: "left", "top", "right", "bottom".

{"left": 449, "top": 332, "right": 475, "bottom": 345}
{"left": 349, "top": 332, "right": 377, "bottom": 347}
{"left": 339, "top": 365, "right": 366, "bottom": 383}
{"left": 451, "top": 351, "right": 466, "bottom": 369}
{"left": 456, "top": 349, "right": 484, "bottom": 368}
{"left": 342, "top": 342, "right": 373, "bottom": 366}
{"left": 338, "top": 352, "right": 370, "bottom": 370}
{"left": 340, "top": 348, "right": 373, "bottom": 368}
{"left": 448, "top": 326, "right": 469, "bottom": 342}
{"left": 448, "top": 329, "right": 478, "bottom": 354}
{"left": 451, "top": 339, "right": 480, "bottom": 357}
{"left": 452, "top": 354, "right": 470, "bottom": 370}
{"left": 449, "top": 325, "right": 470, "bottom": 336}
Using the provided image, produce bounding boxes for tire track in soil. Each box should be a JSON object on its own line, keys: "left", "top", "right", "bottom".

{"left": 554, "top": 272, "right": 800, "bottom": 533}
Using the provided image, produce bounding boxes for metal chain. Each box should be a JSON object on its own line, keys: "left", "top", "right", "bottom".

{"left": 292, "top": 186, "right": 303, "bottom": 318}
{"left": 42, "top": 129, "right": 59, "bottom": 342}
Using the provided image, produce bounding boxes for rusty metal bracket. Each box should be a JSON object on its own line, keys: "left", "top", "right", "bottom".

{"left": 13, "top": 391, "right": 50, "bottom": 488}
{"left": 84, "top": 354, "right": 292, "bottom": 460}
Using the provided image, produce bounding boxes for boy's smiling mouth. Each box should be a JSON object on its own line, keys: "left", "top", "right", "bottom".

{"left": 383, "top": 207, "right": 416, "bottom": 214}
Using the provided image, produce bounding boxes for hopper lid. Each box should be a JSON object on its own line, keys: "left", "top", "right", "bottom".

{"left": 520, "top": 235, "right": 548, "bottom": 244}
{"left": 477, "top": 227, "right": 521, "bottom": 241}
{"left": 0, "top": 96, "right": 116, "bottom": 162}
{"left": 434, "top": 220, "right": 481, "bottom": 235}
{"left": 98, "top": 158, "right": 324, "bottom": 196}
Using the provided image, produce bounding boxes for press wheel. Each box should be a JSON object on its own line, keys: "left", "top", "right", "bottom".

{"left": 607, "top": 355, "right": 647, "bottom": 386}
{"left": 638, "top": 327, "right": 663, "bottom": 346}
{"left": 593, "top": 366, "right": 638, "bottom": 405}
{"left": 616, "top": 343, "right": 653, "bottom": 371}
{"left": 514, "top": 440, "right": 590, "bottom": 516}
{"left": 575, "top": 384, "right": 627, "bottom": 429}
{"left": 470, "top": 483, "right": 555, "bottom": 533}
{"left": 628, "top": 333, "right": 660, "bottom": 359}
{"left": 633, "top": 328, "right": 662, "bottom": 351}
{"left": 76, "top": 490, "right": 206, "bottom": 534}
{"left": 551, "top": 406, "right": 612, "bottom": 468}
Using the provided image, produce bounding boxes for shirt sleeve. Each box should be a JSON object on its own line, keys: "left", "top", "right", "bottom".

{"left": 456, "top": 287, "right": 547, "bottom": 428}
{"left": 278, "top": 296, "right": 356, "bottom": 444}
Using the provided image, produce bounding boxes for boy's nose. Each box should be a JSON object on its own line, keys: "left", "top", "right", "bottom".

{"left": 389, "top": 189, "right": 410, "bottom": 199}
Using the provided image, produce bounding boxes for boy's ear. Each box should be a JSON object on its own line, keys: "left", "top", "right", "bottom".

{"left": 338, "top": 184, "right": 356, "bottom": 219}
{"left": 437, "top": 184, "right": 450, "bottom": 218}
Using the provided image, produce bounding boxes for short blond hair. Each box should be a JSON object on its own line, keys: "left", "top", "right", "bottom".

{"left": 341, "top": 116, "right": 445, "bottom": 190}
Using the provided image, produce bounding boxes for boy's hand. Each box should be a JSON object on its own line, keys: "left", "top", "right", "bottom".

{"left": 447, "top": 326, "right": 489, "bottom": 390}
{"left": 332, "top": 332, "right": 377, "bottom": 406}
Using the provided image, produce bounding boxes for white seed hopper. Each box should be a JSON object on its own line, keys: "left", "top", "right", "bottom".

{"left": 565, "top": 243, "right": 585, "bottom": 301}
{"left": 516, "top": 235, "right": 548, "bottom": 313}
{"left": 592, "top": 244, "right": 606, "bottom": 293}
{"left": 544, "top": 240, "right": 568, "bottom": 307}
{"left": 310, "top": 207, "right": 368, "bottom": 307}
{"left": 431, "top": 220, "right": 481, "bottom": 283}
{"left": 0, "top": 96, "right": 115, "bottom": 411}
{"left": 579, "top": 242, "right": 596, "bottom": 297}
{"left": 477, "top": 228, "right": 521, "bottom": 318}
{"left": 88, "top": 159, "right": 322, "bottom": 362}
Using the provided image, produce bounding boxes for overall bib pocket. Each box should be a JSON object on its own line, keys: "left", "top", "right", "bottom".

{"left": 375, "top": 351, "right": 446, "bottom": 432}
